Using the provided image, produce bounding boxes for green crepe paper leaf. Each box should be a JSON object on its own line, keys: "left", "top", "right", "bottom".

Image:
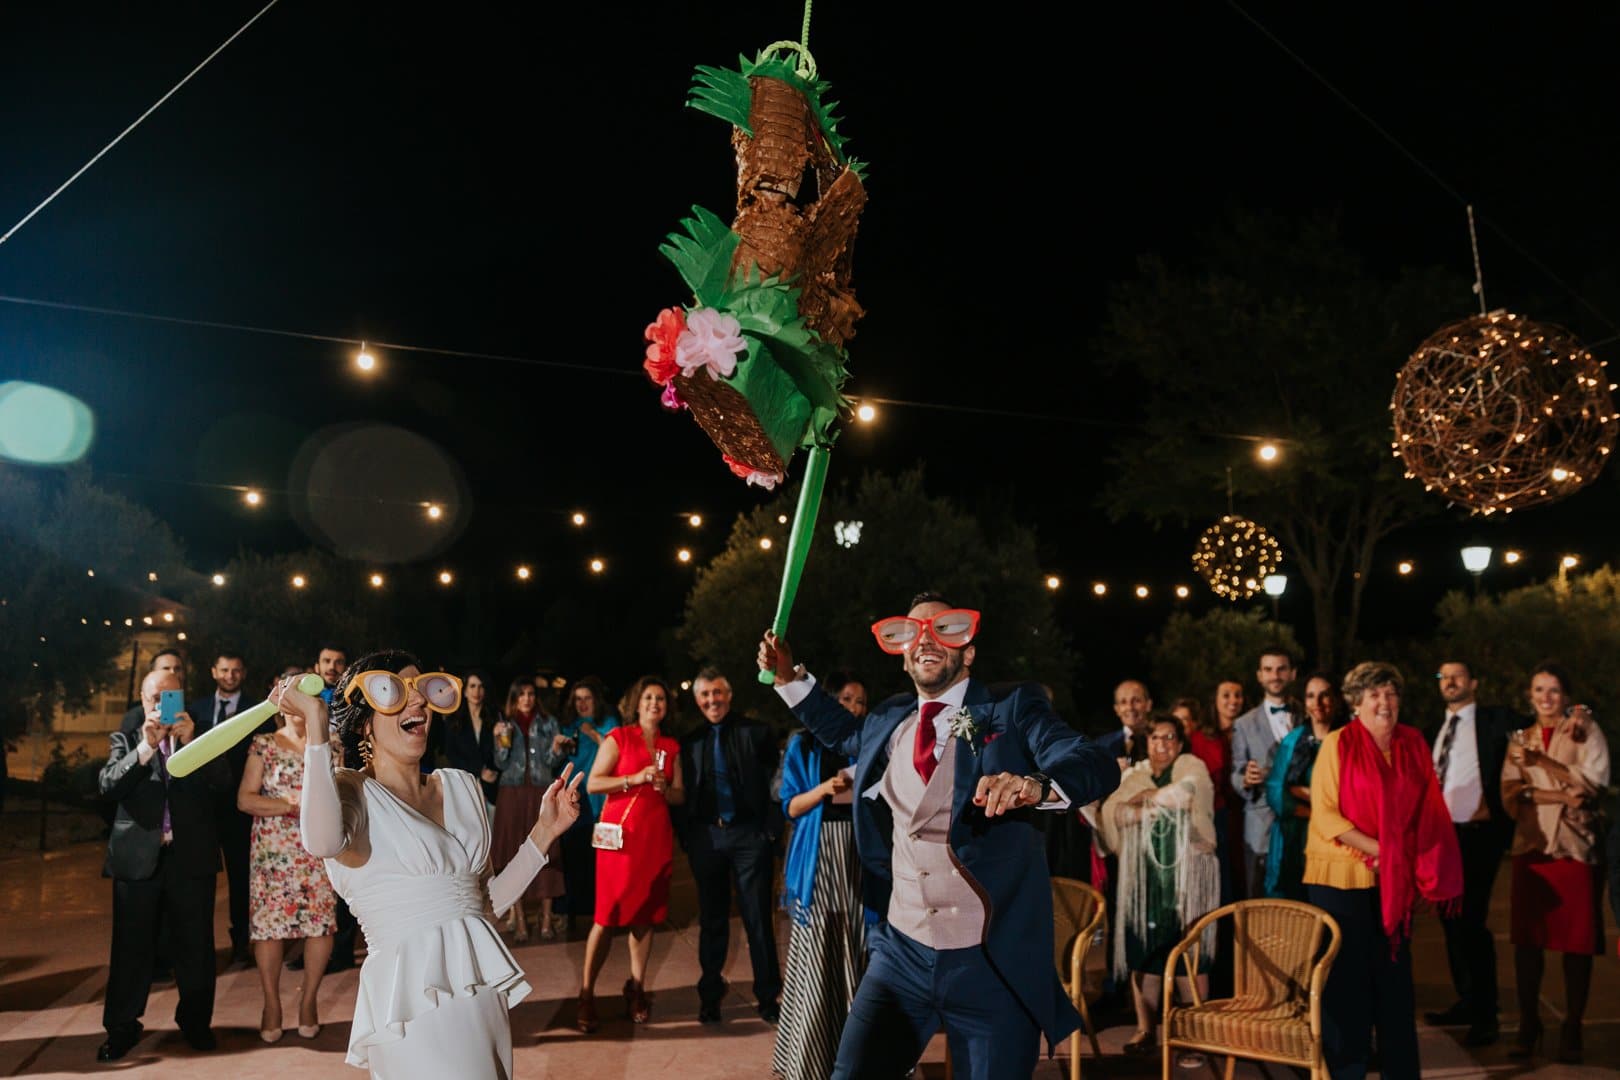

{"left": 688, "top": 63, "right": 754, "bottom": 135}
{"left": 658, "top": 205, "right": 739, "bottom": 308}
{"left": 722, "top": 269, "right": 851, "bottom": 448}
{"left": 686, "top": 54, "right": 867, "bottom": 182}
{"left": 727, "top": 339, "right": 814, "bottom": 466}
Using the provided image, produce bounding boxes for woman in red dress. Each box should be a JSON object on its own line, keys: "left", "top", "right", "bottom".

{"left": 1501, "top": 662, "right": 1609, "bottom": 1064}
{"left": 575, "top": 675, "right": 683, "bottom": 1032}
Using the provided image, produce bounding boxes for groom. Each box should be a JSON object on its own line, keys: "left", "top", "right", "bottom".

{"left": 759, "top": 593, "right": 1119, "bottom": 1078}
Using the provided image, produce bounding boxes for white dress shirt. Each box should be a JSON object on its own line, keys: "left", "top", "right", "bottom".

{"left": 213, "top": 690, "right": 242, "bottom": 724}
{"left": 1433, "top": 702, "right": 1484, "bottom": 823}
{"left": 1264, "top": 698, "right": 1293, "bottom": 743}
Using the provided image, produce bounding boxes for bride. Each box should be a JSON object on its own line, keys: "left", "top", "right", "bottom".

{"left": 278, "top": 651, "right": 582, "bottom": 1078}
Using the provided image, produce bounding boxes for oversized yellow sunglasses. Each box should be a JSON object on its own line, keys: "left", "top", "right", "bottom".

{"left": 342, "top": 670, "right": 463, "bottom": 715}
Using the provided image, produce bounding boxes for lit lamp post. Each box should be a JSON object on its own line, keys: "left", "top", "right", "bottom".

{"left": 1263, "top": 573, "right": 1287, "bottom": 621}
{"left": 1460, "top": 544, "right": 1491, "bottom": 596}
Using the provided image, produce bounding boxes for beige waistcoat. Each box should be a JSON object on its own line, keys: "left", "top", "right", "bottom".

{"left": 879, "top": 710, "right": 988, "bottom": 950}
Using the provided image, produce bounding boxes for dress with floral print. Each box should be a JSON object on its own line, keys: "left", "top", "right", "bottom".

{"left": 248, "top": 732, "right": 339, "bottom": 941}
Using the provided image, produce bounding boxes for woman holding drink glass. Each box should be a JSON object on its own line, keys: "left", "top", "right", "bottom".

{"left": 1501, "top": 662, "right": 1610, "bottom": 1063}
{"left": 492, "top": 678, "right": 570, "bottom": 941}
{"left": 575, "top": 675, "right": 683, "bottom": 1032}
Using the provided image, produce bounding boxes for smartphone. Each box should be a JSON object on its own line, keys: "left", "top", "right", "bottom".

{"left": 159, "top": 689, "right": 184, "bottom": 725}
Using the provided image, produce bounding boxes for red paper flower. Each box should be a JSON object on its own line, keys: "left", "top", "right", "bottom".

{"left": 643, "top": 307, "right": 686, "bottom": 385}
{"left": 723, "top": 455, "right": 753, "bottom": 479}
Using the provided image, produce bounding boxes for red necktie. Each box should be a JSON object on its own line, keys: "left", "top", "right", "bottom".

{"left": 914, "top": 701, "right": 947, "bottom": 783}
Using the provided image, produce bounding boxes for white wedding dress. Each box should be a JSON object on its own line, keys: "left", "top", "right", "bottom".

{"left": 302, "top": 746, "right": 546, "bottom": 1078}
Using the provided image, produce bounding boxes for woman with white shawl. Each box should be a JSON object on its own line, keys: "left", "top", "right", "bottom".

{"left": 1097, "top": 714, "right": 1219, "bottom": 1056}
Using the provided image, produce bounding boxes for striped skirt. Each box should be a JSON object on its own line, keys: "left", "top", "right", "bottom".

{"left": 772, "top": 819, "right": 865, "bottom": 1080}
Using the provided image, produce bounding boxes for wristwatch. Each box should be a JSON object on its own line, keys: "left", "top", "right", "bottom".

{"left": 1025, "top": 772, "right": 1053, "bottom": 804}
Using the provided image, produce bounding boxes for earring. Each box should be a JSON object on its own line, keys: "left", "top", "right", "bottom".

{"left": 359, "top": 736, "right": 374, "bottom": 768}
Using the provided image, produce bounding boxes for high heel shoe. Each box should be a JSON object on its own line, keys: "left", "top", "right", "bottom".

{"left": 1507, "top": 1019, "right": 1542, "bottom": 1058}
{"left": 575, "top": 989, "right": 599, "bottom": 1033}
{"left": 513, "top": 917, "right": 530, "bottom": 944}
{"left": 1556, "top": 1020, "right": 1583, "bottom": 1064}
{"left": 296, "top": 988, "right": 321, "bottom": 1037}
{"left": 624, "top": 977, "right": 651, "bottom": 1023}
{"left": 259, "top": 1007, "right": 283, "bottom": 1043}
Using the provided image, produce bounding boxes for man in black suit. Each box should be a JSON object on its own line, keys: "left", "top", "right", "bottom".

{"left": 678, "top": 666, "right": 783, "bottom": 1024}
{"left": 1097, "top": 679, "right": 1153, "bottom": 765}
{"left": 189, "top": 650, "right": 267, "bottom": 967}
{"left": 1423, "top": 659, "right": 1525, "bottom": 1046}
{"left": 96, "top": 668, "right": 231, "bottom": 1060}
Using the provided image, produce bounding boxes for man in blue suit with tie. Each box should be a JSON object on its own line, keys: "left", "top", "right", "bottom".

{"left": 759, "top": 593, "right": 1119, "bottom": 1079}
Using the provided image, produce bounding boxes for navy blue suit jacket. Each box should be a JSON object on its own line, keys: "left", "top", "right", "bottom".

{"left": 792, "top": 676, "right": 1120, "bottom": 1047}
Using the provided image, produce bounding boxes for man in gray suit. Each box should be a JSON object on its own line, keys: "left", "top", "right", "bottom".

{"left": 1228, "top": 644, "right": 1298, "bottom": 897}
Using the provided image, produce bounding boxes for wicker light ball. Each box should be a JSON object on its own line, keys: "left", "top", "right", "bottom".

{"left": 1192, "top": 515, "right": 1282, "bottom": 600}
{"left": 1391, "top": 310, "right": 1616, "bottom": 515}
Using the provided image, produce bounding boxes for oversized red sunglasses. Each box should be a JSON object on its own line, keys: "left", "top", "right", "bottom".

{"left": 869, "top": 609, "right": 981, "bottom": 655}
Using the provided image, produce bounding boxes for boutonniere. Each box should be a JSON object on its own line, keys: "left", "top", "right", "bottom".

{"left": 947, "top": 707, "right": 983, "bottom": 754}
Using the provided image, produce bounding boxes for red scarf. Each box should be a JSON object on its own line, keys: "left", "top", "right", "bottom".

{"left": 511, "top": 709, "right": 535, "bottom": 737}
{"left": 1336, "top": 718, "right": 1462, "bottom": 945}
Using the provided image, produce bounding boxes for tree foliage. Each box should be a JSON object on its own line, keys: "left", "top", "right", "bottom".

{"left": 1386, "top": 566, "right": 1620, "bottom": 733}
{"left": 1096, "top": 212, "right": 1468, "bottom": 668}
{"left": 679, "top": 469, "right": 1078, "bottom": 725}
{"left": 0, "top": 468, "right": 189, "bottom": 735}
{"left": 181, "top": 548, "right": 453, "bottom": 692}
{"left": 1146, "top": 607, "right": 1305, "bottom": 708}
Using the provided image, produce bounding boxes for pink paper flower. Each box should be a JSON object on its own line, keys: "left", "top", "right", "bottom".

{"left": 660, "top": 382, "right": 687, "bottom": 411}
{"left": 675, "top": 307, "right": 747, "bottom": 380}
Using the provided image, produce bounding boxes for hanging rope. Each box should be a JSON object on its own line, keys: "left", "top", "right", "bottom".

{"left": 760, "top": 0, "right": 818, "bottom": 80}
{"left": 1466, "top": 205, "right": 1487, "bottom": 315}
{"left": 0, "top": 0, "right": 284, "bottom": 250}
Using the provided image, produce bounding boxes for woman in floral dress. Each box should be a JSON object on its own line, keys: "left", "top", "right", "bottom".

{"left": 238, "top": 697, "right": 340, "bottom": 1041}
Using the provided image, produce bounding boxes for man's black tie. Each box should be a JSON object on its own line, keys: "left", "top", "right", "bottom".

{"left": 1436, "top": 714, "right": 1459, "bottom": 784}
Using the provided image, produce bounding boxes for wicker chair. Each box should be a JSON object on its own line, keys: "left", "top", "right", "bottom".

{"left": 1160, "top": 898, "right": 1341, "bottom": 1080}
{"left": 1051, "top": 876, "right": 1107, "bottom": 1080}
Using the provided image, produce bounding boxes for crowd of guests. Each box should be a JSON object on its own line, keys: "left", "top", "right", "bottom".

{"left": 1076, "top": 647, "right": 1612, "bottom": 1076}
{"left": 90, "top": 633, "right": 1614, "bottom": 1079}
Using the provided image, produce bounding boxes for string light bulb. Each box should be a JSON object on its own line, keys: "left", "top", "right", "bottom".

{"left": 677, "top": 548, "right": 692, "bottom": 564}
{"left": 437, "top": 570, "right": 454, "bottom": 586}
{"left": 1092, "top": 582, "right": 1107, "bottom": 596}
{"left": 147, "top": 571, "right": 158, "bottom": 582}
{"left": 688, "top": 513, "right": 703, "bottom": 528}
{"left": 778, "top": 514, "right": 789, "bottom": 524}
{"left": 86, "top": 569, "right": 94, "bottom": 577}
{"left": 1398, "top": 561, "right": 1415, "bottom": 576}
{"left": 243, "top": 489, "right": 263, "bottom": 507}
{"left": 1561, "top": 554, "right": 1579, "bottom": 569}
{"left": 759, "top": 537, "right": 773, "bottom": 551}
{"left": 589, "top": 558, "right": 605, "bottom": 574}
{"left": 425, "top": 503, "right": 443, "bottom": 520}
{"left": 1045, "top": 575, "right": 1061, "bottom": 591}
{"left": 1135, "top": 585, "right": 1150, "bottom": 599}
{"left": 571, "top": 512, "right": 586, "bottom": 527}
{"left": 369, "top": 573, "right": 385, "bottom": 588}
{"left": 856, "top": 403, "right": 877, "bottom": 423}
{"left": 356, "top": 343, "right": 376, "bottom": 372}
{"left": 516, "top": 565, "right": 532, "bottom": 580}
{"left": 1175, "top": 585, "right": 1190, "bottom": 599}
{"left": 1504, "top": 550, "right": 1523, "bottom": 565}
{"left": 211, "top": 573, "right": 226, "bottom": 586}
{"left": 291, "top": 574, "right": 307, "bottom": 589}
{"left": 1257, "top": 442, "right": 1280, "bottom": 463}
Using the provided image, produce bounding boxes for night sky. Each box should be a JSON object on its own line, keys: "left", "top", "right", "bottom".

{"left": 4, "top": 3, "right": 1619, "bottom": 711}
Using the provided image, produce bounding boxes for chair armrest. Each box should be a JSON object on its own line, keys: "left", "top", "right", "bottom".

{"left": 1307, "top": 912, "right": 1343, "bottom": 1038}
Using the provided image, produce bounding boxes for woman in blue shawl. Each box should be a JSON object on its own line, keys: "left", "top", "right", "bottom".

{"left": 1263, "top": 671, "right": 1346, "bottom": 899}
{"left": 771, "top": 672, "right": 868, "bottom": 1080}
{"left": 556, "top": 676, "right": 619, "bottom": 935}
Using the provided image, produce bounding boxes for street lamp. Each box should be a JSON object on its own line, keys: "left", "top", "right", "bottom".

{"left": 1460, "top": 544, "right": 1491, "bottom": 596}
{"left": 1263, "top": 573, "right": 1287, "bottom": 621}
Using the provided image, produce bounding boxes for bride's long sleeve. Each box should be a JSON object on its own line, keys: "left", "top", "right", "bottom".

{"left": 488, "top": 836, "right": 549, "bottom": 918}
{"left": 301, "top": 742, "right": 346, "bottom": 858}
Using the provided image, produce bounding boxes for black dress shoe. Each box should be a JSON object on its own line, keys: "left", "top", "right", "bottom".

{"left": 96, "top": 1024, "right": 143, "bottom": 1062}
{"left": 181, "top": 1027, "right": 217, "bottom": 1052}
{"left": 1464, "top": 1021, "right": 1500, "bottom": 1047}
{"left": 326, "top": 955, "right": 355, "bottom": 973}
{"left": 757, "top": 1001, "right": 780, "bottom": 1025}
{"left": 1425, "top": 1002, "right": 1471, "bottom": 1026}
{"left": 698, "top": 1002, "right": 722, "bottom": 1024}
